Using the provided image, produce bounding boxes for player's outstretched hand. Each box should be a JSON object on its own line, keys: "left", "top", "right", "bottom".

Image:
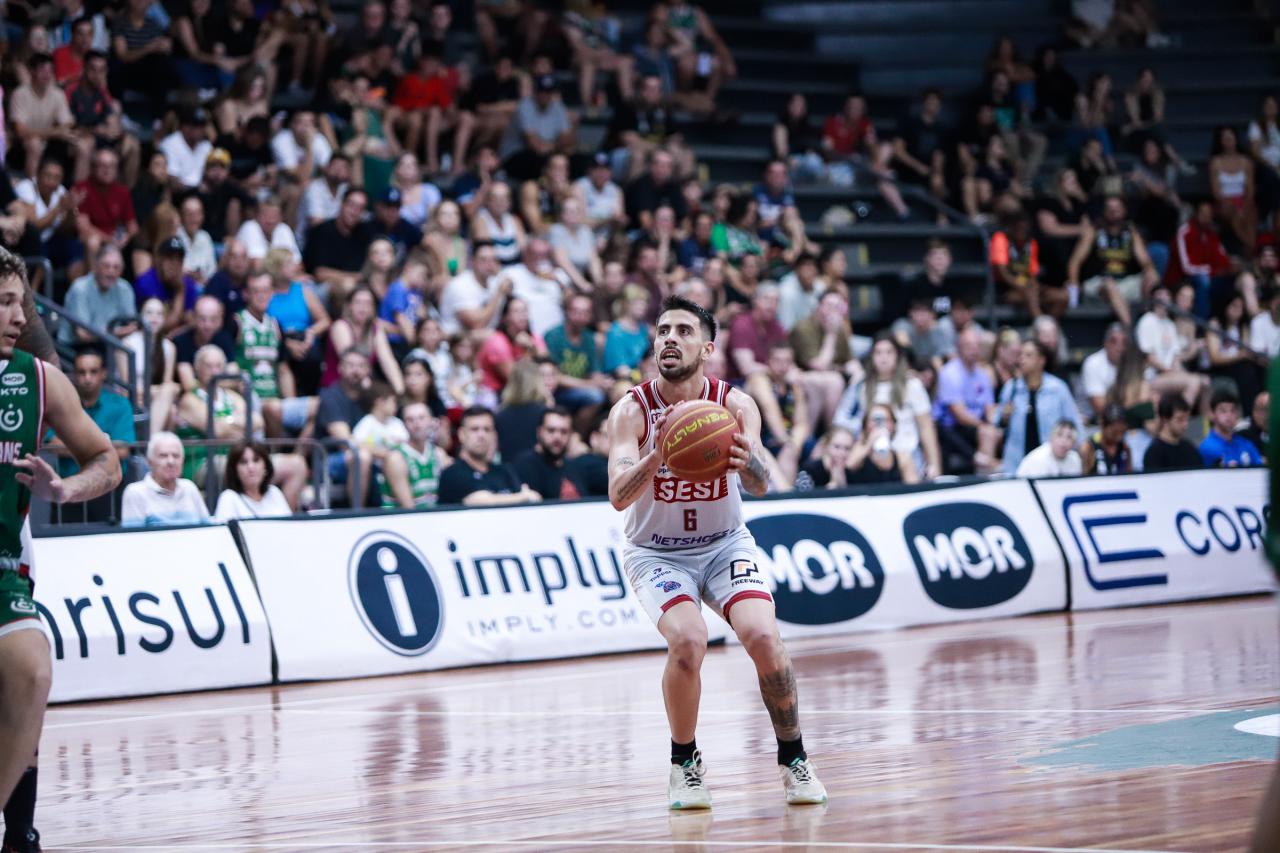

{"left": 13, "top": 453, "right": 66, "bottom": 502}
{"left": 727, "top": 409, "right": 751, "bottom": 472}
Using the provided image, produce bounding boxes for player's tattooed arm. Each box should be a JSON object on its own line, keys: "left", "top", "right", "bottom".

{"left": 607, "top": 398, "right": 665, "bottom": 511}
{"left": 725, "top": 389, "right": 770, "bottom": 496}
{"left": 759, "top": 663, "right": 801, "bottom": 741}
{"left": 18, "top": 363, "right": 121, "bottom": 503}
{"left": 18, "top": 282, "right": 57, "bottom": 364}
{"left": 737, "top": 440, "right": 770, "bottom": 496}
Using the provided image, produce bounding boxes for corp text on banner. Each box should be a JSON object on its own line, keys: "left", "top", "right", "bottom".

{"left": 1032, "top": 468, "right": 1277, "bottom": 610}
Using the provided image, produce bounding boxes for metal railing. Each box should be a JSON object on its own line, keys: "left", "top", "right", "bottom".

{"left": 33, "top": 293, "right": 145, "bottom": 430}
{"left": 31, "top": 436, "right": 339, "bottom": 528}
{"left": 1155, "top": 297, "right": 1270, "bottom": 362}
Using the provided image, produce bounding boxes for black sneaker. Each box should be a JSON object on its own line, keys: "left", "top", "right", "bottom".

{"left": 3, "top": 828, "right": 41, "bottom": 853}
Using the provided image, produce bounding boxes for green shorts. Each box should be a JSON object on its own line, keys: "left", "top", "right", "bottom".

{"left": 0, "top": 572, "right": 40, "bottom": 640}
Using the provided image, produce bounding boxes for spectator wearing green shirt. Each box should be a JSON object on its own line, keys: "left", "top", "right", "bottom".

{"left": 711, "top": 194, "right": 763, "bottom": 265}
{"left": 544, "top": 293, "right": 611, "bottom": 427}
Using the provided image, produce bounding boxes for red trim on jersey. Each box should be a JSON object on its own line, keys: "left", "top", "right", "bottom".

{"left": 649, "top": 379, "right": 668, "bottom": 409}
{"left": 660, "top": 594, "right": 696, "bottom": 613}
{"left": 629, "top": 385, "right": 652, "bottom": 447}
{"left": 33, "top": 357, "right": 45, "bottom": 451}
{"left": 17, "top": 563, "right": 29, "bottom": 579}
{"left": 723, "top": 590, "right": 773, "bottom": 625}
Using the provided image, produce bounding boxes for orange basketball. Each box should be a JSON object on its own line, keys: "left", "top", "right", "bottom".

{"left": 658, "top": 401, "right": 738, "bottom": 482}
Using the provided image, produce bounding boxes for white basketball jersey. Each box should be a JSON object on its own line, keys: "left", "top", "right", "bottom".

{"left": 623, "top": 376, "right": 744, "bottom": 550}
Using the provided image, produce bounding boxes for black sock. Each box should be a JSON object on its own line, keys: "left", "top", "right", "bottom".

{"left": 671, "top": 739, "right": 697, "bottom": 766}
{"left": 3, "top": 766, "right": 36, "bottom": 842}
{"left": 777, "top": 735, "right": 806, "bottom": 766}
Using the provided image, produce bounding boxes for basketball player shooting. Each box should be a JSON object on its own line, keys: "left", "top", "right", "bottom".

{"left": 606, "top": 295, "right": 826, "bottom": 809}
{"left": 0, "top": 249, "right": 120, "bottom": 852}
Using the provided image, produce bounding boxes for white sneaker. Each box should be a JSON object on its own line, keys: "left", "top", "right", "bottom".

{"left": 780, "top": 757, "right": 828, "bottom": 805}
{"left": 668, "top": 751, "right": 711, "bottom": 810}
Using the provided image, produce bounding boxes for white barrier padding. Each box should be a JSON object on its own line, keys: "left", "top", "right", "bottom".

{"left": 238, "top": 504, "right": 731, "bottom": 682}
{"left": 33, "top": 526, "right": 273, "bottom": 703}
{"left": 741, "top": 479, "right": 1067, "bottom": 637}
{"left": 1032, "top": 468, "right": 1278, "bottom": 610}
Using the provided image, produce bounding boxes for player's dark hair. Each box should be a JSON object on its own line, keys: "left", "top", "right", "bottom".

{"left": 1157, "top": 392, "right": 1190, "bottom": 420}
{"left": 659, "top": 295, "right": 717, "bottom": 341}
{"left": 0, "top": 247, "right": 29, "bottom": 290}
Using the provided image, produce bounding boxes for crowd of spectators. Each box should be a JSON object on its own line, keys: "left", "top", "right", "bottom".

{"left": 8, "top": 1, "right": 1267, "bottom": 528}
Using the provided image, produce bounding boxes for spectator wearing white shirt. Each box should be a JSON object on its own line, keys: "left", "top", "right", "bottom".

{"left": 236, "top": 196, "right": 301, "bottom": 265}
{"left": 272, "top": 110, "right": 332, "bottom": 181}
{"left": 439, "top": 240, "right": 512, "bottom": 336}
{"left": 158, "top": 108, "right": 214, "bottom": 189}
{"left": 776, "top": 253, "right": 823, "bottom": 331}
{"left": 504, "top": 237, "right": 574, "bottom": 337}
{"left": 1134, "top": 285, "right": 1209, "bottom": 408}
{"left": 1015, "top": 419, "right": 1083, "bottom": 478}
{"left": 1135, "top": 286, "right": 1194, "bottom": 370}
{"left": 15, "top": 156, "right": 83, "bottom": 273}
{"left": 352, "top": 383, "right": 410, "bottom": 458}
{"left": 1080, "top": 322, "right": 1126, "bottom": 419}
{"left": 177, "top": 195, "right": 216, "bottom": 283}
{"left": 1251, "top": 284, "right": 1280, "bottom": 358}
{"left": 297, "top": 153, "right": 351, "bottom": 245}
{"left": 573, "top": 152, "right": 625, "bottom": 242}
{"left": 214, "top": 441, "right": 293, "bottom": 521}
{"left": 121, "top": 431, "right": 211, "bottom": 526}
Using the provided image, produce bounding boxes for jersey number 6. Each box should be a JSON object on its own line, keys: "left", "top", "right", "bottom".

{"left": 683, "top": 509, "right": 697, "bottom": 531}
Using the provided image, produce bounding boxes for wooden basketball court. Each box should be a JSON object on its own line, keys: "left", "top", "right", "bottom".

{"left": 36, "top": 596, "right": 1280, "bottom": 851}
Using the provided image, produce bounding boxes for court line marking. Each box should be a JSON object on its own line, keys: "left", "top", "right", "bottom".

{"left": 48, "top": 840, "right": 1183, "bottom": 852}
{"left": 269, "top": 706, "right": 1265, "bottom": 717}
{"left": 42, "top": 604, "right": 1279, "bottom": 732}
{"left": 42, "top": 661, "right": 664, "bottom": 730}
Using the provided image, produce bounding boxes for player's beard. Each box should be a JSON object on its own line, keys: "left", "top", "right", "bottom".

{"left": 658, "top": 358, "right": 699, "bottom": 382}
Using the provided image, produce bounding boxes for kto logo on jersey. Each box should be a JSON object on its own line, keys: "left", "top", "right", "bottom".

{"left": 904, "top": 503, "right": 1033, "bottom": 609}
{"left": 348, "top": 531, "right": 443, "bottom": 656}
{"left": 654, "top": 475, "right": 728, "bottom": 503}
{"left": 746, "top": 513, "right": 884, "bottom": 625}
{"left": 0, "top": 405, "right": 23, "bottom": 432}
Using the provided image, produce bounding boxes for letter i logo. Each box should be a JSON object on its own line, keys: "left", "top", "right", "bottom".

{"left": 348, "top": 531, "right": 444, "bottom": 656}
{"left": 378, "top": 546, "right": 418, "bottom": 637}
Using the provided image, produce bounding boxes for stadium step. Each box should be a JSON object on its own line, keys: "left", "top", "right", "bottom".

{"left": 806, "top": 224, "right": 989, "bottom": 266}
{"left": 758, "top": 0, "right": 1059, "bottom": 29}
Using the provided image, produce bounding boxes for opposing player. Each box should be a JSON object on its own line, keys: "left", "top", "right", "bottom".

{"left": 0, "top": 249, "right": 121, "bottom": 852}
{"left": 606, "top": 295, "right": 826, "bottom": 809}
